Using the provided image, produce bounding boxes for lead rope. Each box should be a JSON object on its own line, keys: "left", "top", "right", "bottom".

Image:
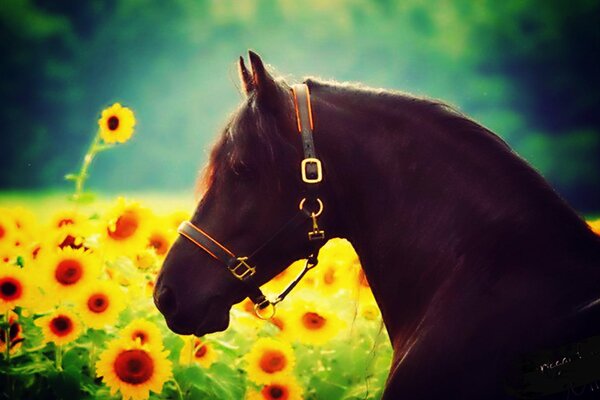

{"left": 254, "top": 255, "right": 319, "bottom": 319}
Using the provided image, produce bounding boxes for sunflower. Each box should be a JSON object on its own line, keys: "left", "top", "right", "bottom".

{"left": 167, "top": 210, "right": 191, "bottom": 231}
{"left": 100, "top": 198, "right": 152, "bottom": 260}
{"left": 588, "top": 218, "right": 600, "bottom": 235}
{"left": 0, "top": 210, "right": 17, "bottom": 250}
{"left": 0, "top": 264, "right": 33, "bottom": 312}
{"left": 179, "top": 336, "right": 217, "bottom": 368}
{"left": 6, "top": 207, "right": 37, "bottom": 240}
{"left": 76, "top": 280, "right": 126, "bottom": 329}
{"left": 313, "top": 257, "right": 353, "bottom": 296}
{"left": 121, "top": 319, "right": 164, "bottom": 350}
{"left": 287, "top": 299, "right": 346, "bottom": 345}
{"left": 146, "top": 224, "right": 175, "bottom": 259}
{"left": 245, "top": 338, "right": 296, "bottom": 384}
{"left": 39, "top": 247, "right": 101, "bottom": 300}
{"left": 0, "top": 311, "right": 24, "bottom": 354}
{"left": 98, "top": 103, "right": 136, "bottom": 144}
{"left": 35, "top": 308, "right": 82, "bottom": 345}
{"left": 246, "top": 376, "right": 304, "bottom": 400}
{"left": 96, "top": 337, "right": 171, "bottom": 400}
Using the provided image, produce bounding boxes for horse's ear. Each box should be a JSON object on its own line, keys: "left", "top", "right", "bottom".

{"left": 248, "top": 50, "right": 280, "bottom": 109}
{"left": 238, "top": 56, "right": 254, "bottom": 95}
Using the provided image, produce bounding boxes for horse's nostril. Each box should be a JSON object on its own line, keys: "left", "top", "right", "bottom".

{"left": 154, "top": 285, "right": 177, "bottom": 317}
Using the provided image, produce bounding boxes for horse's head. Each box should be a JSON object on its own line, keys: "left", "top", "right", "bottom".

{"left": 154, "top": 52, "right": 330, "bottom": 336}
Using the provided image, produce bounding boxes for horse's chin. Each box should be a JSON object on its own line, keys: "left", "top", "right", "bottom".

{"left": 163, "top": 302, "right": 231, "bottom": 337}
{"left": 193, "top": 308, "right": 230, "bottom": 337}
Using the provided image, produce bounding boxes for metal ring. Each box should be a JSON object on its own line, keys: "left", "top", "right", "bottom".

{"left": 298, "top": 198, "right": 323, "bottom": 217}
{"left": 254, "top": 302, "right": 276, "bottom": 320}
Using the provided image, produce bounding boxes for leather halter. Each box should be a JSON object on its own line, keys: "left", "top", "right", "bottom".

{"left": 177, "top": 83, "right": 326, "bottom": 319}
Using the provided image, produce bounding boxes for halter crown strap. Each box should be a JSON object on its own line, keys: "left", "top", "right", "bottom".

{"left": 177, "top": 82, "right": 326, "bottom": 318}
{"left": 292, "top": 84, "right": 322, "bottom": 184}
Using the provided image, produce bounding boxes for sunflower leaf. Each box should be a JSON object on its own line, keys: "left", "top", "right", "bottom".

{"left": 64, "top": 173, "right": 79, "bottom": 181}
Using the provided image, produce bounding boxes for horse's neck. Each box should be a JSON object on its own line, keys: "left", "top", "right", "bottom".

{"left": 313, "top": 92, "right": 600, "bottom": 347}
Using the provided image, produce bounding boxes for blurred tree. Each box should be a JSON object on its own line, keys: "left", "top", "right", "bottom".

{"left": 0, "top": 0, "right": 598, "bottom": 211}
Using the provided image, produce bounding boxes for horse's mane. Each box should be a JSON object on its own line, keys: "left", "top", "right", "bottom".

{"left": 195, "top": 77, "right": 593, "bottom": 243}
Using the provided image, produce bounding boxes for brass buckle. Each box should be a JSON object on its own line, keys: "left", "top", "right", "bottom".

{"left": 229, "top": 257, "right": 255, "bottom": 280}
{"left": 301, "top": 158, "right": 322, "bottom": 183}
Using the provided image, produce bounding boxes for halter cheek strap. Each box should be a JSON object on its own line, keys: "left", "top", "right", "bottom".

{"left": 177, "top": 83, "right": 326, "bottom": 319}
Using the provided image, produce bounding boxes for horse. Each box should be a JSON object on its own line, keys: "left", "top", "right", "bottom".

{"left": 154, "top": 51, "right": 600, "bottom": 399}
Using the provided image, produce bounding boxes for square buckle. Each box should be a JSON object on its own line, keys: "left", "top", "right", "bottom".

{"left": 301, "top": 158, "right": 322, "bottom": 184}
{"left": 229, "top": 257, "right": 256, "bottom": 280}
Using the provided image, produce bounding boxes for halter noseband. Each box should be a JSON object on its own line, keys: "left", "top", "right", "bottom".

{"left": 177, "top": 83, "right": 326, "bottom": 319}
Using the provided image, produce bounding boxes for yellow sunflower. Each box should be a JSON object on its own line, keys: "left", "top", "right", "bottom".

{"left": 42, "top": 225, "right": 91, "bottom": 254}
{"left": 0, "top": 310, "right": 24, "bottom": 354}
{"left": 121, "top": 319, "right": 164, "bottom": 350}
{"left": 146, "top": 224, "right": 175, "bottom": 259}
{"left": 76, "top": 280, "right": 126, "bottom": 329}
{"left": 98, "top": 103, "right": 136, "bottom": 144}
{"left": 245, "top": 338, "right": 296, "bottom": 384}
{"left": 96, "top": 338, "right": 171, "bottom": 400}
{"left": 588, "top": 218, "right": 600, "bottom": 235}
{"left": 6, "top": 207, "right": 37, "bottom": 240}
{"left": 35, "top": 307, "right": 82, "bottom": 345}
{"left": 287, "top": 299, "right": 346, "bottom": 346}
{"left": 100, "top": 198, "right": 152, "bottom": 260}
{"left": 133, "top": 248, "right": 159, "bottom": 272}
{"left": 246, "top": 376, "right": 304, "bottom": 400}
{"left": 179, "top": 336, "right": 217, "bottom": 368}
{"left": 0, "top": 264, "right": 33, "bottom": 312}
{"left": 166, "top": 210, "right": 191, "bottom": 231}
{"left": 39, "top": 247, "right": 101, "bottom": 300}
{"left": 0, "top": 210, "right": 17, "bottom": 250}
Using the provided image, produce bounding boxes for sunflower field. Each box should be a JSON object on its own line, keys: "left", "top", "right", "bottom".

{"left": 0, "top": 105, "right": 394, "bottom": 400}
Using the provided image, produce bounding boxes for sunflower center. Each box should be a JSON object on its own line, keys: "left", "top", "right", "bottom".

{"left": 59, "top": 234, "right": 84, "bottom": 250}
{"left": 0, "top": 320, "right": 21, "bottom": 344}
{"left": 88, "top": 293, "right": 109, "bottom": 313}
{"left": 58, "top": 218, "right": 74, "bottom": 228}
{"left": 194, "top": 344, "right": 207, "bottom": 358}
{"left": 323, "top": 268, "right": 335, "bottom": 285}
{"left": 55, "top": 259, "right": 83, "bottom": 285}
{"left": 259, "top": 350, "right": 287, "bottom": 374}
{"left": 50, "top": 315, "right": 73, "bottom": 336}
{"left": 131, "top": 330, "right": 148, "bottom": 345}
{"left": 262, "top": 384, "right": 288, "bottom": 400}
{"left": 108, "top": 212, "right": 139, "bottom": 241}
{"left": 114, "top": 349, "right": 154, "bottom": 385}
{"left": 148, "top": 234, "right": 169, "bottom": 255}
{"left": 302, "top": 312, "right": 326, "bottom": 330}
{"left": 107, "top": 116, "right": 120, "bottom": 131}
{"left": 358, "top": 270, "right": 370, "bottom": 288}
{"left": 0, "top": 224, "right": 5, "bottom": 239}
{"left": 0, "top": 278, "right": 22, "bottom": 301}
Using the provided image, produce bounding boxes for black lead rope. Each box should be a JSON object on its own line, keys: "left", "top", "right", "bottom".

{"left": 177, "top": 83, "right": 326, "bottom": 319}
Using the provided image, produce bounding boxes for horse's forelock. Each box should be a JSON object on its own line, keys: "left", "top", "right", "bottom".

{"left": 194, "top": 86, "right": 298, "bottom": 200}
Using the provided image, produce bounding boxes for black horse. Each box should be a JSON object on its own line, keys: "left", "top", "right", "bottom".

{"left": 154, "top": 52, "right": 600, "bottom": 399}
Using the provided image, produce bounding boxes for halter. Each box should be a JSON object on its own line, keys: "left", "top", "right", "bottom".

{"left": 177, "top": 83, "right": 326, "bottom": 319}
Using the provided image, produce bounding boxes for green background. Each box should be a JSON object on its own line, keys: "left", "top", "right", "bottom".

{"left": 1, "top": 0, "right": 598, "bottom": 212}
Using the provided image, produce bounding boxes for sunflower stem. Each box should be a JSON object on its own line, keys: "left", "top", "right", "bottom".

{"left": 172, "top": 378, "right": 184, "bottom": 400}
{"left": 89, "top": 342, "right": 96, "bottom": 374}
{"left": 55, "top": 344, "right": 63, "bottom": 371}
{"left": 72, "top": 131, "right": 101, "bottom": 202}
{"left": 4, "top": 310, "right": 10, "bottom": 365}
